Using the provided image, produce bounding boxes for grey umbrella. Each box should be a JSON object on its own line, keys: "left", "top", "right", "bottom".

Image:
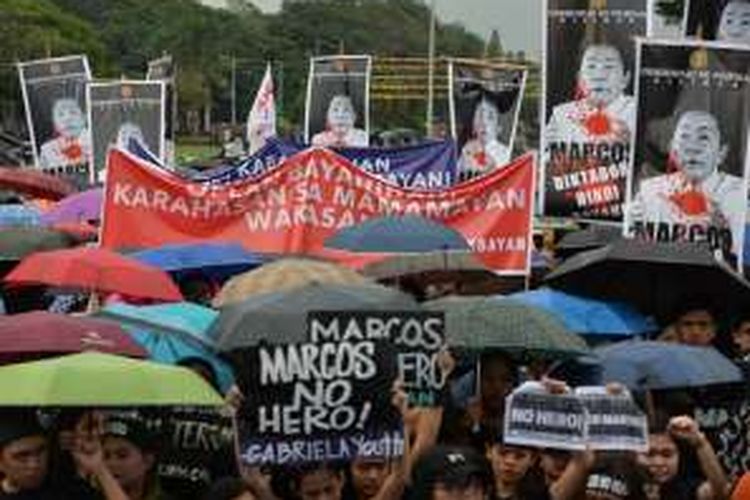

{"left": 213, "top": 282, "right": 418, "bottom": 351}
{"left": 424, "top": 296, "right": 588, "bottom": 360}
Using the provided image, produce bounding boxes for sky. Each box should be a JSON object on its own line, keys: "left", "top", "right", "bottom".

{"left": 204, "top": 0, "right": 543, "bottom": 60}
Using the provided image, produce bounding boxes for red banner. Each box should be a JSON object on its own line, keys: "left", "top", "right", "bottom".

{"left": 101, "top": 148, "right": 535, "bottom": 275}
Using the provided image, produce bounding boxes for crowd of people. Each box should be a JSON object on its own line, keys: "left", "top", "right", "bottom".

{"left": 1, "top": 272, "right": 749, "bottom": 500}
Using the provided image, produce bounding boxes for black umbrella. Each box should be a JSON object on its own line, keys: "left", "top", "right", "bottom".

{"left": 212, "top": 282, "right": 418, "bottom": 351}
{"left": 545, "top": 238, "right": 750, "bottom": 324}
{"left": 556, "top": 224, "right": 622, "bottom": 257}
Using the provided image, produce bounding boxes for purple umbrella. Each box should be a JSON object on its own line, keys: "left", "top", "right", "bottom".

{"left": 40, "top": 188, "right": 103, "bottom": 225}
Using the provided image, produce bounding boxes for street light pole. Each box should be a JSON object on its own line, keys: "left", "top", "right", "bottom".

{"left": 426, "top": 0, "right": 436, "bottom": 138}
{"left": 230, "top": 55, "right": 237, "bottom": 127}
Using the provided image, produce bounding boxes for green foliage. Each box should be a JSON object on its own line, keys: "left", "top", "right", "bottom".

{"left": 2, "top": 0, "right": 487, "bottom": 132}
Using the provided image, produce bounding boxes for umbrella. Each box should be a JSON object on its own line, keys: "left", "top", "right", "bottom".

{"left": 96, "top": 302, "right": 233, "bottom": 392}
{"left": 545, "top": 238, "right": 750, "bottom": 323}
{"left": 362, "top": 251, "right": 490, "bottom": 280}
{"left": 0, "top": 352, "right": 223, "bottom": 406}
{"left": 213, "top": 282, "right": 417, "bottom": 350}
{"left": 510, "top": 288, "right": 657, "bottom": 337}
{"left": 213, "top": 258, "right": 370, "bottom": 307}
{"left": 0, "top": 167, "right": 74, "bottom": 200}
{"left": 325, "top": 214, "right": 471, "bottom": 253}
{"left": 5, "top": 247, "right": 183, "bottom": 302}
{"left": 0, "top": 311, "right": 146, "bottom": 362}
{"left": 424, "top": 296, "right": 588, "bottom": 360}
{"left": 40, "top": 187, "right": 103, "bottom": 225}
{"left": 595, "top": 341, "right": 744, "bottom": 390}
{"left": 557, "top": 224, "right": 622, "bottom": 253}
{"left": 131, "top": 242, "right": 266, "bottom": 281}
{"left": 0, "top": 227, "right": 77, "bottom": 261}
{"left": 0, "top": 204, "right": 41, "bottom": 227}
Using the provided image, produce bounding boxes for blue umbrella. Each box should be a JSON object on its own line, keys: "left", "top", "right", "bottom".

{"left": 96, "top": 302, "right": 233, "bottom": 392}
{"left": 325, "top": 215, "right": 471, "bottom": 253}
{"left": 131, "top": 242, "right": 266, "bottom": 281}
{"left": 510, "top": 288, "right": 657, "bottom": 337}
{"left": 595, "top": 341, "right": 743, "bottom": 390}
{"left": 0, "top": 204, "right": 40, "bottom": 227}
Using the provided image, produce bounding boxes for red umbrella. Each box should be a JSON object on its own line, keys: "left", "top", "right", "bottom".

{"left": 0, "top": 167, "right": 75, "bottom": 201}
{"left": 0, "top": 311, "right": 146, "bottom": 363}
{"left": 5, "top": 247, "right": 183, "bottom": 301}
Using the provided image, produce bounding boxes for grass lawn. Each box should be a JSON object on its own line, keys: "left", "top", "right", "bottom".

{"left": 174, "top": 138, "right": 221, "bottom": 166}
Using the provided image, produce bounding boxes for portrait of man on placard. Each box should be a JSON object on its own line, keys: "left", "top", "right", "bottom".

{"left": 451, "top": 62, "right": 525, "bottom": 181}
{"left": 18, "top": 55, "right": 92, "bottom": 183}
{"left": 38, "top": 97, "right": 91, "bottom": 171}
{"left": 542, "top": 0, "right": 646, "bottom": 220}
{"left": 305, "top": 56, "right": 371, "bottom": 148}
{"left": 89, "top": 82, "right": 164, "bottom": 182}
{"left": 686, "top": 0, "right": 750, "bottom": 44}
{"left": 627, "top": 42, "right": 750, "bottom": 266}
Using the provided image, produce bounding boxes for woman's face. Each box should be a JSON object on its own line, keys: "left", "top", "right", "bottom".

{"left": 103, "top": 436, "right": 153, "bottom": 492}
{"left": 53, "top": 99, "right": 86, "bottom": 138}
{"left": 326, "top": 96, "right": 356, "bottom": 133}
{"left": 638, "top": 433, "right": 680, "bottom": 485}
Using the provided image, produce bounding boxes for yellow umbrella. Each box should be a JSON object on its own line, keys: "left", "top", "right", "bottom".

{"left": 212, "top": 257, "right": 370, "bottom": 307}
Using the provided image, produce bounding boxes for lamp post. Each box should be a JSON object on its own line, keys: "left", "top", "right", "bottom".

{"left": 426, "top": 0, "right": 436, "bottom": 137}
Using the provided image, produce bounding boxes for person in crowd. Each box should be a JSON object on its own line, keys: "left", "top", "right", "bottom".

{"left": 202, "top": 477, "right": 257, "bottom": 500}
{"left": 101, "top": 413, "right": 170, "bottom": 500}
{"left": 486, "top": 440, "right": 546, "bottom": 499}
{"left": 442, "top": 351, "right": 517, "bottom": 448}
{"left": 539, "top": 449, "right": 571, "bottom": 492}
{"left": 39, "top": 97, "right": 91, "bottom": 170}
{"left": 717, "top": 1, "right": 750, "bottom": 44}
{"left": 0, "top": 409, "right": 128, "bottom": 499}
{"left": 409, "top": 445, "right": 495, "bottom": 500}
{"left": 671, "top": 300, "right": 718, "bottom": 347}
{"left": 311, "top": 95, "right": 368, "bottom": 148}
{"left": 731, "top": 312, "right": 750, "bottom": 361}
{"left": 545, "top": 43, "right": 634, "bottom": 145}
{"left": 348, "top": 457, "right": 391, "bottom": 500}
{"left": 628, "top": 110, "right": 745, "bottom": 258}
{"left": 458, "top": 98, "right": 511, "bottom": 179}
{"left": 637, "top": 413, "right": 729, "bottom": 499}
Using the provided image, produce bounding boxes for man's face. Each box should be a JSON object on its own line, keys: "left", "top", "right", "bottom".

{"left": 327, "top": 96, "right": 356, "bottom": 133}
{"left": 733, "top": 321, "right": 750, "bottom": 354}
{"left": 350, "top": 458, "right": 388, "bottom": 499}
{"left": 578, "top": 45, "right": 628, "bottom": 107}
{"left": 719, "top": 2, "right": 750, "bottom": 43}
{"left": 297, "top": 469, "right": 343, "bottom": 500}
{"left": 480, "top": 356, "right": 514, "bottom": 412}
{"left": 53, "top": 99, "right": 86, "bottom": 137}
{"left": 675, "top": 309, "right": 716, "bottom": 346}
{"left": 670, "top": 111, "right": 725, "bottom": 182}
{"left": 473, "top": 99, "right": 500, "bottom": 144}
{"left": 488, "top": 445, "right": 535, "bottom": 485}
{"left": 638, "top": 433, "right": 679, "bottom": 485}
{"left": 0, "top": 436, "right": 49, "bottom": 491}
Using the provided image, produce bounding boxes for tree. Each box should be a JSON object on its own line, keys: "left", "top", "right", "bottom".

{"left": 484, "top": 29, "right": 503, "bottom": 59}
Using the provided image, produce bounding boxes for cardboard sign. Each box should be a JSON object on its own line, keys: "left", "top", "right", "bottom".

{"left": 504, "top": 389, "right": 648, "bottom": 451}
{"left": 308, "top": 311, "right": 446, "bottom": 406}
{"left": 541, "top": 0, "right": 647, "bottom": 220}
{"left": 234, "top": 337, "right": 402, "bottom": 465}
{"left": 101, "top": 147, "right": 535, "bottom": 275}
{"left": 504, "top": 391, "right": 588, "bottom": 450}
{"left": 625, "top": 39, "right": 750, "bottom": 268}
{"left": 577, "top": 389, "right": 648, "bottom": 452}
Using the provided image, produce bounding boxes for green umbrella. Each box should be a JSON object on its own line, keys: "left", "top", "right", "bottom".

{"left": 424, "top": 296, "right": 589, "bottom": 360}
{"left": 0, "top": 352, "right": 223, "bottom": 406}
{"left": 0, "top": 227, "right": 76, "bottom": 261}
